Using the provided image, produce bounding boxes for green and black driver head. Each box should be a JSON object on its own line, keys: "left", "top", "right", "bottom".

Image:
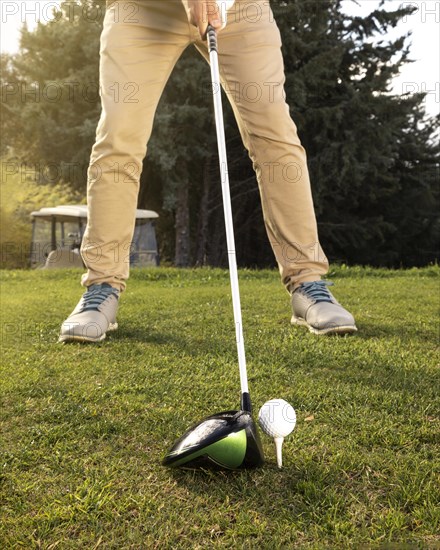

{"left": 162, "top": 397, "right": 264, "bottom": 470}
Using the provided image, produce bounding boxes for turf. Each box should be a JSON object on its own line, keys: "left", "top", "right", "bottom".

{"left": 1, "top": 266, "right": 439, "bottom": 549}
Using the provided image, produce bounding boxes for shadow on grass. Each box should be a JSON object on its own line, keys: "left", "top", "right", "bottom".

{"left": 111, "top": 319, "right": 236, "bottom": 359}
{"left": 112, "top": 325, "right": 183, "bottom": 346}
{"left": 112, "top": 311, "right": 436, "bottom": 357}
{"left": 109, "top": 319, "right": 438, "bottom": 402}
{"left": 164, "top": 462, "right": 328, "bottom": 527}
{"left": 355, "top": 320, "right": 437, "bottom": 344}
{"left": 168, "top": 464, "right": 301, "bottom": 499}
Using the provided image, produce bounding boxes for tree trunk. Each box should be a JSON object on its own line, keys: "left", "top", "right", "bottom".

{"left": 195, "top": 156, "right": 212, "bottom": 266}
{"left": 175, "top": 179, "right": 190, "bottom": 267}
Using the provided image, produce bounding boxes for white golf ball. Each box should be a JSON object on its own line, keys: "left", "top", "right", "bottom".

{"left": 258, "top": 398, "right": 296, "bottom": 438}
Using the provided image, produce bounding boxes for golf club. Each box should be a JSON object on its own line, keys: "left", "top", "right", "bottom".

{"left": 162, "top": 26, "right": 264, "bottom": 470}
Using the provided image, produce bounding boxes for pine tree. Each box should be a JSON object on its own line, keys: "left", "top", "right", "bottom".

{"left": 271, "top": 0, "right": 440, "bottom": 266}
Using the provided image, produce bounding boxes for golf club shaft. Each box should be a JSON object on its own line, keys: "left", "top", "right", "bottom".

{"left": 207, "top": 26, "right": 251, "bottom": 412}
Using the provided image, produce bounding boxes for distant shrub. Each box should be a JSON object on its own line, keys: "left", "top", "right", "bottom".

{"left": 1, "top": 157, "right": 83, "bottom": 268}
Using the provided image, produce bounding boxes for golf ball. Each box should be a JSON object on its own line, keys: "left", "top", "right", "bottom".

{"left": 258, "top": 398, "right": 296, "bottom": 438}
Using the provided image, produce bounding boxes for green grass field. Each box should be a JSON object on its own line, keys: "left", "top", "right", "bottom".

{"left": 1, "top": 266, "right": 439, "bottom": 549}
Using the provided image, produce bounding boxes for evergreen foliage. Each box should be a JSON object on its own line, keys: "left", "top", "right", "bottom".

{"left": 273, "top": 0, "right": 439, "bottom": 266}
{"left": 1, "top": 0, "right": 104, "bottom": 187}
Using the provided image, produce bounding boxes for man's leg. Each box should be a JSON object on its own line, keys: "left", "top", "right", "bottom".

{"left": 60, "top": 0, "right": 190, "bottom": 342}
{"left": 81, "top": 0, "right": 190, "bottom": 292}
{"left": 195, "top": 0, "right": 327, "bottom": 291}
{"left": 195, "top": 0, "right": 356, "bottom": 333}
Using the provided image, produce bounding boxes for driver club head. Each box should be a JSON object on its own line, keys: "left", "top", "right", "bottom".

{"left": 162, "top": 410, "right": 264, "bottom": 470}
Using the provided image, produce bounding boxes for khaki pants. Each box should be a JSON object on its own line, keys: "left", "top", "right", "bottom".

{"left": 81, "top": 0, "right": 329, "bottom": 292}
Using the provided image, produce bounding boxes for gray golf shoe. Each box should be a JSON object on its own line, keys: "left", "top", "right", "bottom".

{"left": 59, "top": 283, "right": 119, "bottom": 343}
{"left": 291, "top": 280, "right": 357, "bottom": 335}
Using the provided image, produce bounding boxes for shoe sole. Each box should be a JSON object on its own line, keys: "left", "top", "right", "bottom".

{"left": 58, "top": 322, "right": 118, "bottom": 343}
{"left": 291, "top": 316, "right": 357, "bottom": 336}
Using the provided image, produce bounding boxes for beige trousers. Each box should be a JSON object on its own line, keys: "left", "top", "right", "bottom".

{"left": 81, "top": 0, "right": 329, "bottom": 292}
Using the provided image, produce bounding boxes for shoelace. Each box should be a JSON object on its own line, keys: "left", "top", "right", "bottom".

{"left": 80, "top": 284, "right": 119, "bottom": 312}
{"left": 298, "top": 280, "right": 335, "bottom": 303}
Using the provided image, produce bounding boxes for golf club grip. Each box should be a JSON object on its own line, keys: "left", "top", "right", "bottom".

{"left": 207, "top": 25, "right": 217, "bottom": 52}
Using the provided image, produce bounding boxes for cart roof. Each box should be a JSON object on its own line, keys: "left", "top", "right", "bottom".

{"left": 31, "top": 205, "right": 159, "bottom": 222}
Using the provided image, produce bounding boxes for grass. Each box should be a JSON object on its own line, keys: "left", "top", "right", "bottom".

{"left": 1, "top": 266, "right": 439, "bottom": 549}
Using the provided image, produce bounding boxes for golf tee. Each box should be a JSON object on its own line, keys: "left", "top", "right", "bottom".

{"left": 274, "top": 437, "right": 284, "bottom": 469}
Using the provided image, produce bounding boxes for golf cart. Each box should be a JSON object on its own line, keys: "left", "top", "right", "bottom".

{"left": 30, "top": 205, "right": 159, "bottom": 269}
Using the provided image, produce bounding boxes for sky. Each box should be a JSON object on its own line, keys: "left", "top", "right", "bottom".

{"left": 1, "top": 0, "right": 439, "bottom": 117}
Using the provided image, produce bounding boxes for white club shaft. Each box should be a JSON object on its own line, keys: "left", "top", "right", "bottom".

{"left": 274, "top": 437, "right": 284, "bottom": 469}
{"left": 209, "top": 38, "right": 249, "bottom": 396}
